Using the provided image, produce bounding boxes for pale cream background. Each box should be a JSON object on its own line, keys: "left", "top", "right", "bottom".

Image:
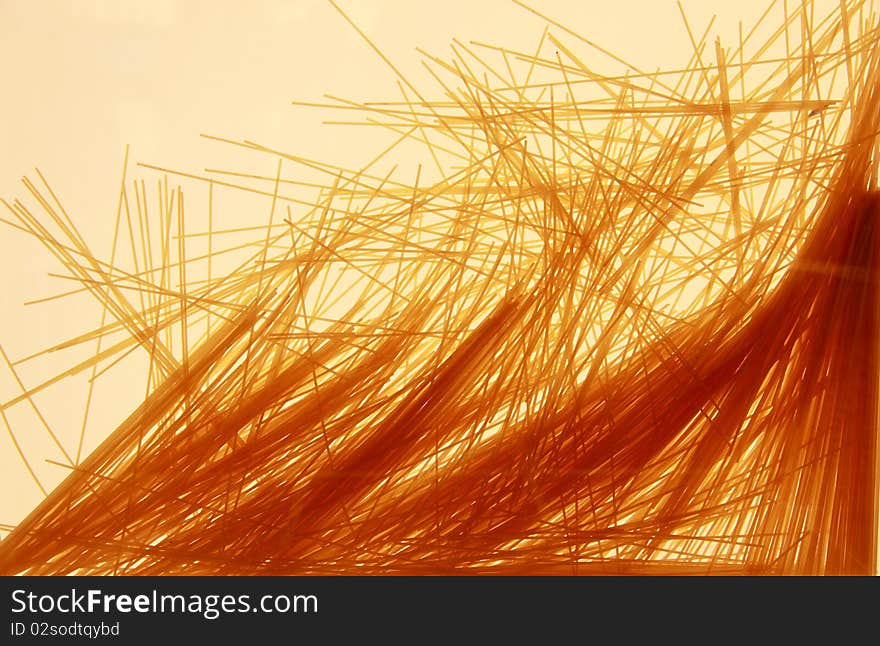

{"left": 0, "top": 0, "right": 841, "bottom": 535}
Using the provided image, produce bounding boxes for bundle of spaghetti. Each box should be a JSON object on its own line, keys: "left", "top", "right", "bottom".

{"left": 0, "top": 0, "right": 878, "bottom": 574}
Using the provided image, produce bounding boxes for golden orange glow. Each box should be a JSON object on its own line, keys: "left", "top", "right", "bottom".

{"left": 0, "top": 0, "right": 878, "bottom": 574}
